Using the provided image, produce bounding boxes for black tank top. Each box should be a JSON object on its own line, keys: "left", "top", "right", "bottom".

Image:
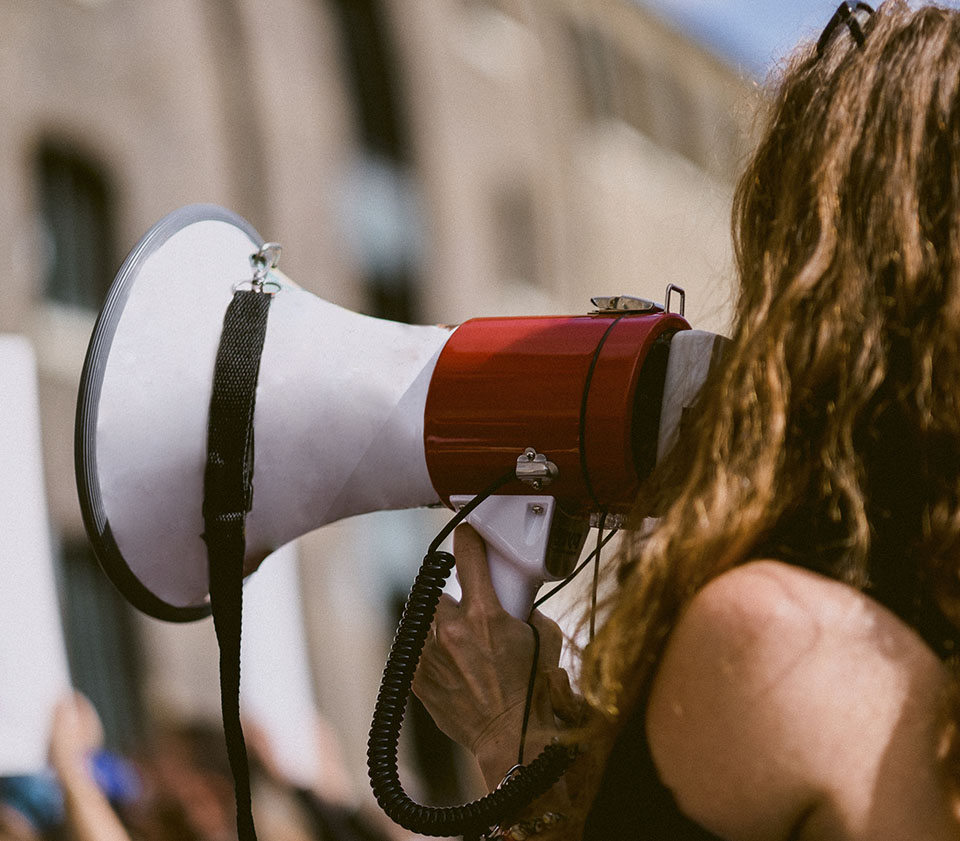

{"left": 581, "top": 697, "right": 722, "bottom": 840}
{"left": 580, "top": 566, "right": 959, "bottom": 840}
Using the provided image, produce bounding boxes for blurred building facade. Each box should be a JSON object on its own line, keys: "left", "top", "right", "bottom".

{"left": 0, "top": 0, "right": 759, "bottom": 811}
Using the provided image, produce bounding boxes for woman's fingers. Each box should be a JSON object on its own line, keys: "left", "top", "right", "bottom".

{"left": 453, "top": 524, "right": 504, "bottom": 617}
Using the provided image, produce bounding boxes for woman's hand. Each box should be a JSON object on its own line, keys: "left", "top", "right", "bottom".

{"left": 412, "top": 525, "right": 579, "bottom": 788}
{"left": 48, "top": 693, "right": 133, "bottom": 841}
{"left": 49, "top": 692, "right": 105, "bottom": 780}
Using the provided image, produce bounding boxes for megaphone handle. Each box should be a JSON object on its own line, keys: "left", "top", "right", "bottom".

{"left": 485, "top": 543, "right": 541, "bottom": 620}
{"left": 450, "top": 495, "right": 556, "bottom": 621}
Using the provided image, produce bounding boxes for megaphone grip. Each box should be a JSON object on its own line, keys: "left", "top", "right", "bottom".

{"left": 367, "top": 469, "right": 577, "bottom": 837}
{"left": 368, "top": 548, "right": 576, "bottom": 836}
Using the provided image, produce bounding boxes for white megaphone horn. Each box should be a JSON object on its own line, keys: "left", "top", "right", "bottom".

{"left": 75, "top": 205, "right": 724, "bottom": 623}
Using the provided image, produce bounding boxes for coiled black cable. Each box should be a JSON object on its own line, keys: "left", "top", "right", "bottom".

{"left": 366, "top": 468, "right": 577, "bottom": 838}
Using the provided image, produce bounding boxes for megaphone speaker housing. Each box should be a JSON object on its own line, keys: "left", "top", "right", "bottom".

{"left": 76, "top": 205, "right": 449, "bottom": 621}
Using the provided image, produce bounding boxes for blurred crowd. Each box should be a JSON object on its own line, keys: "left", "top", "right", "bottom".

{"left": 0, "top": 694, "right": 410, "bottom": 841}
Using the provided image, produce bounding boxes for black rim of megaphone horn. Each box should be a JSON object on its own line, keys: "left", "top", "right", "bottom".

{"left": 74, "top": 203, "right": 264, "bottom": 623}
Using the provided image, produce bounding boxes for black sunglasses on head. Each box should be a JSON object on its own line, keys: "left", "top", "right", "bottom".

{"left": 817, "top": 2, "right": 876, "bottom": 58}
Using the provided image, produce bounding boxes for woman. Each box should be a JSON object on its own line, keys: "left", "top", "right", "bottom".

{"left": 413, "top": 2, "right": 960, "bottom": 838}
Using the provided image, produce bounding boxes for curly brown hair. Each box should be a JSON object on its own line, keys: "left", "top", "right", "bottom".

{"left": 579, "top": 0, "right": 960, "bottom": 760}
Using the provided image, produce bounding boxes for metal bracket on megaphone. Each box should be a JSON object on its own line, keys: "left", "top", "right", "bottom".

{"left": 515, "top": 448, "right": 559, "bottom": 490}
{"left": 591, "top": 282, "right": 685, "bottom": 316}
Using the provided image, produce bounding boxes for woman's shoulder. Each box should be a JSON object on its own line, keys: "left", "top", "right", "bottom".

{"left": 645, "top": 559, "right": 959, "bottom": 841}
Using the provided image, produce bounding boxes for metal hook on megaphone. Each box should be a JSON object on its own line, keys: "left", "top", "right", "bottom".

{"left": 250, "top": 242, "right": 283, "bottom": 289}
{"left": 233, "top": 242, "right": 284, "bottom": 295}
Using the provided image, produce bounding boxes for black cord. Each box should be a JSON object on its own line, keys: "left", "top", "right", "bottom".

{"left": 426, "top": 469, "right": 517, "bottom": 556}
{"left": 532, "top": 530, "right": 619, "bottom": 610}
{"left": 516, "top": 519, "right": 619, "bottom": 796}
{"left": 503, "top": 520, "right": 615, "bottom": 834}
{"left": 589, "top": 515, "right": 606, "bottom": 642}
{"left": 577, "top": 317, "right": 625, "bottom": 511}
{"left": 517, "top": 622, "right": 541, "bottom": 766}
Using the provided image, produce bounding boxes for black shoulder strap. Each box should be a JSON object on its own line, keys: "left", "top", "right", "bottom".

{"left": 202, "top": 288, "right": 273, "bottom": 841}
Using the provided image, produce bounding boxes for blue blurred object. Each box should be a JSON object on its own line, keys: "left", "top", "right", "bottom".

{"left": 0, "top": 773, "right": 64, "bottom": 833}
{"left": 91, "top": 750, "right": 142, "bottom": 806}
{"left": 0, "top": 751, "right": 140, "bottom": 832}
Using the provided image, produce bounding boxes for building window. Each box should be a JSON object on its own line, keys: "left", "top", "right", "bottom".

{"left": 35, "top": 140, "right": 115, "bottom": 311}
{"left": 56, "top": 538, "right": 144, "bottom": 752}
{"left": 567, "top": 23, "right": 619, "bottom": 123}
{"left": 339, "top": 156, "right": 423, "bottom": 324}
{"left": 330, "top": 0, "right": 423, "bottom": 323}
{"left": 566, "top": 23, "right": 702, "bottom": 170}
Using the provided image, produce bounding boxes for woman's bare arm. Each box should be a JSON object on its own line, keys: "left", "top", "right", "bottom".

{"left": 646, "top": 560, "right": 960, "bottom": 840}
{"left": 49, "top": 693, "right": 132, "bottom": 841}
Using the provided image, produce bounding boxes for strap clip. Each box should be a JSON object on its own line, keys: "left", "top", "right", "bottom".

{"left": 233, "top": 242, "right": 283, "bottom": 294}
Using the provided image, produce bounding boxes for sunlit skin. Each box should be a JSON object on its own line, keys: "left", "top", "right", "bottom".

{"left": 646, "top": 561, "right": 959, "bottom": 840}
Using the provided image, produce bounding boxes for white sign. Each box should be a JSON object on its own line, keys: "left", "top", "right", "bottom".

{"left": 0, "top": 336, "right": 71, "bottom": 774}
{"left": 240, "top": 542, "right": 320, "bottom": 789}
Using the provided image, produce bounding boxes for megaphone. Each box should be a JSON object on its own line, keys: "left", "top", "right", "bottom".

{"left": 75, "top": 204, "right": 727, "bottom": 838}
{"left": 75, "top": 204, "right": 723, "bottom": 622}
